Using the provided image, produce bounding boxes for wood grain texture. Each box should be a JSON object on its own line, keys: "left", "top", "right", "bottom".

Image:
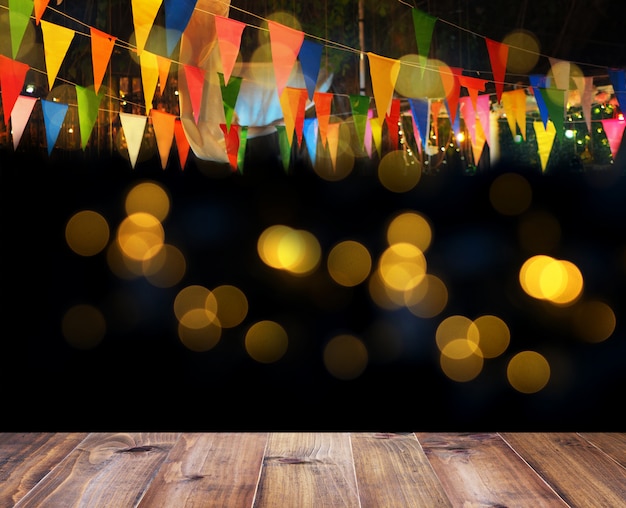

{"left": 0, "top": 433, "right": 89, "bottom": 507}
{"left": 579, "top": 432, "right": 626, "bottom": 467}
{"left": 416, "top": 432, "right": 570, "bottom": 507}
{"left": 351, "top": 432, "right": 452, "bottom": 507}
{"left": 500, "top": 432, "right": 626, "bottom": 508}
{"left": 13, "top": 433, "right": 180, "bottom": 507}
{"left": 138, "top": 432, "right": 268, "bottom": 507}
{"left": 255, "top": 432, "right": 359, "bottom": 507}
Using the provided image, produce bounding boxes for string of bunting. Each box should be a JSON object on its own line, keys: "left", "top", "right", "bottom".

{"left": 0, "top": 0, "right": 624, "bottom": 173}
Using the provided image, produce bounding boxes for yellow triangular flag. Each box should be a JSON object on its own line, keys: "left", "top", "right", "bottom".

{"left": 40, "top": 20, "right": 75, "bottom": 91}
{"left": 150, "top": 109, "right": 176, "bottom": 169}
{"left": 157, "top": 55, "right": 171, "bottom": 94}
{"left": 370, "top": 115, "right": 383, "bottom": 158}
{"left": 131, "top": 0, "right": 163, "bottom": 56}
{"left": 501, "top": 89, "right": 527, "bottom": 140}
{"left": 139, "top": 50, "right": 160, "bottom": 115}
{"left": 533, "top": 120, "right": 556, "bottom": 173}
{"left": 367, "top": 52, "right": 400, "bottom": 118}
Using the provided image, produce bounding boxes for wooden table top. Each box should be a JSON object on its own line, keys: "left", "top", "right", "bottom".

{"left": 1, "top": 432, "right": 625, "bottom": 507}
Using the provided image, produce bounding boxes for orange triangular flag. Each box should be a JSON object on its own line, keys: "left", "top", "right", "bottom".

{"left": 367, "top": 52, "right": 401, "bottom": 118}
{"left": 0, "top": 55, "right": 29, "bottom": 124}
{"left": 431, "top": 100, "right": 443, "bottom": 143}
{"left": 40, "top": 20, "right": 75, "bottom": 91}
{"left": 280, "top": 87, "right": 307, "bottom": 147}
{"left": 34, "top": 0, "right": 50, "bottom": 24}
{"left": 471, "top": 119, "right": 487, "bottom": 166}
{"left": 11, "top": 94, "right": 37, "bottom": 150}
{"left": 119, "top": 112, "right": 148, "bottom": 168}
{"left": 139, "top": 50, "right": 159, "bottom": 115}
{"left": 485, "top": 38, "right": 508, "bottom": 104}
{"left": 90, "top": 27, "right": 117, "bottom": 94}
{"left": 214, "top": 15, "right": 245, "bottom": 85}
{"left": 131, "top": 0, "right": 163, "bottom": 56}
{"left": 156, "top": 55, "right": 171, "bottom": 93}
{"left": 150, "top": 109, "right": 176, "bottom": 169}
{"left": 174, "top": 118, "right": 190, "bottom": 169}
{"left": 502, "top": 89, "right": 527, "bottom": 140}
{"left": 313, "top": 91, "right": 333, "bottom": 148}
{"left": 326, "top": 122, "right": 340, "bottom": 172}
{"left": 268, "top": 20, "right": 304, "bottom": 97}
{"left": 183, "top": 64, "right": 205, "bottom": 124}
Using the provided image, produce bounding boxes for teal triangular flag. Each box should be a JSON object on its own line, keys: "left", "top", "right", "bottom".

{"left": 41, "top": 99, "right": 69, "bottom": 155}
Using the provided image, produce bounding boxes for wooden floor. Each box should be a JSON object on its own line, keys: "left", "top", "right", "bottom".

{"left": 1, "top": 433, "right": 625, "bottom": 507}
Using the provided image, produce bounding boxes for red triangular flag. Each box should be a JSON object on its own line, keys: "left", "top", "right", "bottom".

{"left": 0, "top": 55, "right": 30, "bottom": 124}
{"left": 485, "top": 38, "right": 509, "bottom": 104}
{"left": 214, "top": 15, "right": 245, "bottom": 85}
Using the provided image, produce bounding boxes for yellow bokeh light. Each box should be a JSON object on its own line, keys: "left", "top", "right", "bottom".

{"left": 519, "top": 255, "right": 584, "bottom": 305}
{"left": 507, "top": 350, "right": 550, "bottom": 394}
{"left": 466, "top": 315, "right": 510, "bottom": 359}
{"left": 439, "top": 350, "right": 484, "bottom": 382}
{"left": 395, "top": 56, "right": 448, "bottom": 99}
{"left": 124, "top": 180, "right": 170, "bottom": 222}
{"left": 174, "top": 285, "right": 218, "bottom": 323}
{"left": 116, "top": 212, "right": 164, "bottom": 262}
{"left": 405, "top": 273, "right": 448, "bottom": 318}
{"left": 327, "top": 240, "right": 372, "bottom": 287}
{"left": 142, "top": 243, "right": 187, "bottom": 288}
{"left": 62, "top": 304, "right": 106, "bottom": 350}
{"left": 571, "top": 300, "right": 616, "bottom": 343}
{"left": 213, "top": 284, "right": 249, "bottom": 328}
{"left": 323, "top": 334, "right": 368, "bottom": 380}
{"left": 378, "top": 150, "right": 422, "bottom": 193}
{"left": 258, "top": 225, "right": 320, "bottom": 275}
{"left": 65, "top": 210, "right": 110, "bottom": 257}
{"left": 386, "top": 211, "right": 433, "bottom": 252}
{"left": 489, "top": 172, "right": 532, "bottom": 216}
{"left": 435, "top": 315, "right": 475, "bottom": 352}
{"left": 502, "top": 29, "right": 540, "bottom": 74}
{"left": 245, "top": 320, "right": 288, "bottom": 363}
{"left": 178, "top": 319, "right": 222, "bottom": 352}
{"left": 378, "top": 242, "right": 427, "bottom": 292}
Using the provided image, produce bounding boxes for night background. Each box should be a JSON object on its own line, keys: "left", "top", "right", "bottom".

{"left": 2, "top": 0, "right": 626, "bottom": 431}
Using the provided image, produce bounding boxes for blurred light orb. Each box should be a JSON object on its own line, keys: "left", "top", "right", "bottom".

{"left": 65, "top": 210, "right": 110, "bottom": 256}
{"left": 507, "top": 350, "right": 550, "bottom": 394}
{"left": 174, "top": 285, "right": 218, "bottom": 324}
{"left": 519, "top": 255, "right": 583, "bottom": 305}
{"left": 378, "top": 150, "right": 421, "bottom": 193}
{"left": 386, "top": 210, "right": 433, "bottom": 252}
{"left": 378, "top": 242, "right": 427, "bottom": 292}
{"left": 466, "top": 314, "right": 510, "bottom": 359}
{"left": 116, "top": 212, "right": 165, "bottom": 262}
{"left": 518, "top": 209, "right": 561, "bottom": 254}
{"left": 212, "top": 284, "right": 249, "bottom": 328}
{"left": 439, "top": 347, "right": 484, "bottom": 382}
{"left": 62, "top": 304, "right": 106, "bottom": 350}
{"left": 405, "top": 273, "right": 448, "bottom": 318}
{"left": 327, "top": 240, "right": 372, "bottom": 287}
{"left": 257, "top": 225, "right": 321, "bottom": 275}
{"left": 435, "top": 315, "right": 475, "bottom": 353}
{"left": 571, "top": 300, "right": 616, "bottom": 343}
{"left": 178, "top": 318, "right": 222, "bottom": 352}
{"left": 125, "top": 180, "right": 171, "bottom": 222}
{"left": 142, "top": 243, "right": 187, "bottom": 288}
{"left": 489, "top": 172, "right": 532, "bottom": 215}
{"left": 245, "top": 320, "right": 288, "bottom": 363}
{"left": 323, "top": 334, "right": 368, "bottom": 380}
{"left": 502, "top": 29, "right": 540, "bottom": 74}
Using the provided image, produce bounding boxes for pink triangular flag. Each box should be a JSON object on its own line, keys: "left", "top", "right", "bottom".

{"left": 214, "top": 15, "right": 245, "bottom": 85}
{"left": 40, "top": 20, "right": 75, "bottom": 91}
{"left": 364, "top": 110, "right": 374, "bottom": 158}
{"left": 268, "top": 20, "right": 304, "bottom": 97}
{"left": 0, "top": 54, "right": 29, "bottom": 124}
{"left": 119, "top": 112, "right": 148, "bottom": 168}
{"left": 485, "top": 38, "right": 508, "bottom": 104}
{"left": 367, "top": 52, "right": 401, "bottom": 118}
{"left": 601, "top": 119, "right": 626, "bottom": 159}
{"left": 459, "top": 95, "right": 477, "bottom": 145}
{"left": 150, "top": 109, "right": 176, "bottom": 169}
{"left": 10, "top": 94, "right": 37, "bottom": 150}
{"left": 476, "top": 94, "right": 491, "bottom": 146}
{"left": 174, "top": 118, "right": 190, "bottom": 169}
{"left": 183, "top": 64, "right": 206, "bottom": 124}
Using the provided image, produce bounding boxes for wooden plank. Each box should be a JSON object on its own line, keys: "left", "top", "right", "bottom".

{"left": 579, "top": 432, "right": 626, "bottom": 467}
{"left": 137, "top": 432, "right": 268, "bottom": 507}
{"left": 13, "top": 432, "right": 180, "bottom": 507}
{"left": 500, "top": 432, "right": 626, "bottom": 507}
{"left": 0, "top": 433, "right": 88, "bottom": 506}
{"left": 351, "top": 432, "right": 452, "bottom": 507}
{"left": 416, "top": 432, "right": 569, "bottom": 507}
{"left": 255, "top": 433, "right": 359, "bottom": 507}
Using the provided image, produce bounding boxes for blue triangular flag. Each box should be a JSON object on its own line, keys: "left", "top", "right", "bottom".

{"left": 299, "top": 39, "right": 323, "bottom": 101}
{"left": 408, "top": 98, "right": 430, "bottom": 150}
{"left": 164, "top": 0, "right": 197, "bottom": 57}
{"left": 303, "top": 117, "right": 318, "bottom": 165}
{"left": 529, "top": 74, "right": 550, "bottom": 127}
{"left": 608, "top": 68, "right": 626, "bottom": 113}
{"left": 41, "top": 99, "right": 69, "bottom": 155}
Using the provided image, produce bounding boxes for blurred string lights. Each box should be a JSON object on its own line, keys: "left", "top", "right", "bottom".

{"left": 61, "top": 168, "right": 617, "bottom": 395}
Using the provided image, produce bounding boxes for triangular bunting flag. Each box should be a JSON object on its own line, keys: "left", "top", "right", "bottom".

{"left": 299, "top": 39, "right": 323, "bottom": 101}
{"left": 529, "top": 75, "right": 550, "bottom": 127}
{"left": 0, "top": 55, "right": 29, "bottom": 124}
{"left": 40, "top": 99, "right": 69, "bottom": 155}
{"left": 385, "top": 98, "right": 401, "bottom": 150}
{"left": 408, "top": 98, "right": 430, "bottom": 151}
{"left": 90, "top": 27, "right": 117, "bottom": 94}
{"left": 119, "top": 112, "right": 148, "bottom": 168}
{"left": 501, "top": 88, "right": 527, "bottom": 140}
{"left": 533, "top": 120, "right": 557, "bottom": 173}
{"left": 220, "top": 123, "right": 240, "bottom": 171}
{"left": 218, "top": 72, "right": 242, "bottom": 131}
{"left": 40, "top": 20, "right": 75, "bottom": 91}
{"left": 75, "top": 85, "right": 104, "bottom": 150}
{"left": 276, "top": 124, "right": 291, "bottom": 173}
{"left": 313, "top": 91, "right": 333, "bottom": 148}
{"left": 237, "top": 126, "right": 248, "bottom": 173}
{"left": 476, "top": 94, "right": 491, "bottom": 146}
{"left": 174, "top": 118, "right": 190, "bottom": 169}
{"left": 440, "top": 66, "right": 462, "bottom": 126}
{"left": 9, "top": 0, "right": 34, "bottom": 59}
{"left": 151, "top": 109, "right": 176, "bottom": 169}
{"left": 538, "top": 88, "right": 566, "bottom": 138}
{"left": 303, "top": 117, "right": 318, "bottom": 165}
{"left": 370, "top": 115, "right": 383, "bottom": 158}
{"left": 365, "top": 110, "right": 374, "bottom": 158}
{"left": 10, "top": 95, "right": 37, "bottom": 150}
{"left": 214, "top": 15, "right": 245, "bottom": 85}
{"left": 157, "top": 55, "right": 172, "bottom": 94}
{"left": 485, "top": 38, "right": 508, "bottom": 104}
{"left": 367, "top": 52, "right": 401, "bottom": 118}
{"left": 601, "top": 118, "right": 626, "bottom": 159}
{"left": 459, "top": 96, "right": 477, "bottom": 145}
{"left": 163, "top": 0, "right": 197, "bottom": 57}
{"left": 139, "top": 50, "right": 160, "bottom": 115}
{"left": 350, "top": 94, "right": 370, "bottom": 148}
{"left": 34, "top": 0, "right": 50, "bottom": 24}
{"left": 183, "top": 64, "right": 206, "bottom": 124}
{"left": 471, "top": 120, "right": 487, "bottom": 166}
{"left": 458, "top": 75, "right": 487, "bottom": 111}
{"left": 130, "top": 0, "right": 164, "bottom": 56}
{"left": 608, "top": 68, "right": 626, "bottom": 113}
{"left": 411, "top": 8, "right": 437, "bottom": 77}
{"left": 268, "top": 20, "right": 304, "bottom": 98}
{"left": 326, "top": 122, "right": 340, "bottom": 172}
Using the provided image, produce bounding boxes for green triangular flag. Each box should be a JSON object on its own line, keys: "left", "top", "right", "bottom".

{"left": 9, "top": 0, "right": 34, "bottom": 59}
{"left": 218, "top": 72, "right": 242, "bottom": 131}
{"left": 411, "top": 8, "right": 437, "bottom": 77}
{"left": 276, "top": 125, "right": 291, "bottom": 173}
{"left": 75, "top": 85, "right": 105, "bottom": 150}
{"left": 349, "top": 94, "right": 370, "bottom": 148}
{"left": 538, "top": 88, "right": 566, "bottom": 139}
{"left": 237, "top": 126, "right": 248, "bottom": 174}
